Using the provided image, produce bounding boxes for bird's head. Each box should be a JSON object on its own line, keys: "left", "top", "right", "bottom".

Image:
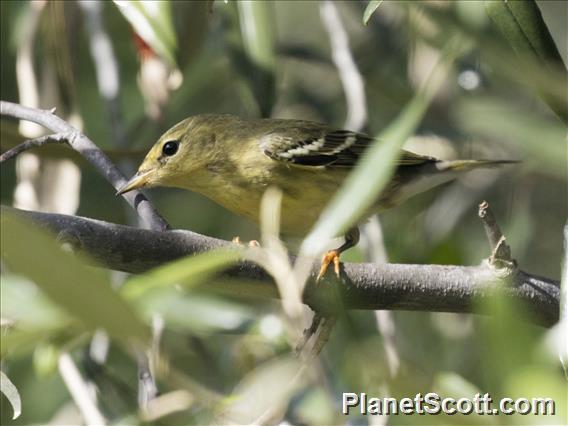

{"left": 117, "top": 115, "right": 233, "bottom": 195}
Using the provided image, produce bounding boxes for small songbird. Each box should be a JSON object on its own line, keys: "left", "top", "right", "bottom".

{"left": 117, "top": 114, "right": 515, "bottom": 279}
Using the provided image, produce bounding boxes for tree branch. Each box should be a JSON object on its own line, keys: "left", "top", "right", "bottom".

{"left": 0, "top": 132, "right": 69, "bottom": 162}
{"left": 2, "top": 206, "right": 559, "bottom": 327}
{"left": 479, "top": 199, "right": 513, "bottom": 266}
{"left": 0, "top": 101, "right": 168, "bottom": 231}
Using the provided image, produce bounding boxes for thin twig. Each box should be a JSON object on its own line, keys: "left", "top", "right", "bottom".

{"left": 58, "top": 352, "right": 107, "bottom": 426}
{"left": 0, "top": 101, "right": 169, "bottom": 231}
{"left": 314, "top": 0, "right": 369, "bottom": 357}
{"left": 320, "top": 0, "right": 367, "bottom": 132}
{"left": 78, "top": 1, "right": 157, "bottom": 404}
{"left": 78, "top": 0, "right": 127, "bottom": 149}
{"left": 295, "top": 313, "right": 322, "bottom": 355}
{"left": 310, "top": 315, "right": 337, "bottom": 356}
{"left": 560, "top": 224, "right": 568, "bottom": 377}
{"left": 0, "top": 132, "right": 71, "bottom": 163}
{"left": 136, "top": 351, "right": 158, "bottom": 407}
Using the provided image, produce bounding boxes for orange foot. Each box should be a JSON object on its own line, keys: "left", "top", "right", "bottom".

{"left": 316, "top": 249, "right": 341, "bottom": 282}
{"left": 232, "top": 236, "right": 260, "bottom": 247}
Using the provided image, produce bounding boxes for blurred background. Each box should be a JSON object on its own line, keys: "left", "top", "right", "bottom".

{"left": 1, "top": 1, "right": 566, "bottom": 425}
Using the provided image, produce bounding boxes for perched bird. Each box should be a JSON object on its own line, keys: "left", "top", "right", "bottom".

{"left": 117, "top": 114, "right": 514, "bottom": 279}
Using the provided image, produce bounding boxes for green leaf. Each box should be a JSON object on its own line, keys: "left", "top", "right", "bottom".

{"left": 217, "top": 356, "right": 305, "bottom": 424}
{"left": 363, "top": 0, "right": 383, "bottom": 26}
{"left": 137, "top": 294, "right": 253, "bottom": 333}
{"left": 122, "top": 249, "right": 240, "bottom": 300}
{"left": 113, "top": 0, "right": 178, "bottom": 67}
{"left": 484, "top": 0, "right": 567, "bottom": 123}
{"left": 301, "top": 40, "right": 463, "bottom": 255}
{"left": 457, "top": 96, "right": 566, "bottom": 177}
{"left": 235, "top": 1, "right": 276, "bottom": 117}
{"left": 1, "top": 274, "right": 68, "bottom": 328}
{"left": 0, "top": 370, "right": 21, "bottom": 420}
{"left": 484, "top": 0, "right": 563, "bottom": 65}
{"left": 0, "top": 214, "right": 149, "bottom": 341}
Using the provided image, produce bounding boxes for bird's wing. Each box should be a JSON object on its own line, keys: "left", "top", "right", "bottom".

{"left": 259, "top": 124, "right": 436, "bottom": 168}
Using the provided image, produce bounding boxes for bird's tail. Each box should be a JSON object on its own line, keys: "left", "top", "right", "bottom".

{"left": 435, "top": 159, "right": 520, "bottom": 172}
{"left": 382, "top": 158, "right": 519, "bottom": 208}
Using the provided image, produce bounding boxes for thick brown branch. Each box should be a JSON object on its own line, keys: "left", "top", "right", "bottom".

{"left": 2, "top": 206, "right": 559, "bottom": 327}
{"left": 0, "top": 101, "right": 168, "bottom": 232}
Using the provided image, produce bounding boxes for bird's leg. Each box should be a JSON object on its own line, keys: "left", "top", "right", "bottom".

{"left": 232, "top": 236, "right": 260, "bottom": 247}
{"left": 316, "top": 227, "right": 360, "bottom": 282}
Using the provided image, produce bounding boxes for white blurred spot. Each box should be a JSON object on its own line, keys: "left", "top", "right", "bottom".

{"left": 259, "top": 314, "right": 283, "bottom": 341}
{"left": 458, "top": 69, "right": 481, "bottom": 91}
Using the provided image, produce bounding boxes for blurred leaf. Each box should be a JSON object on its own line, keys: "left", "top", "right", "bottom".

{"left": 504, "top": 368, "right": 567, "bottom": 422}
{"left": 235, "top": 1, "right": 276, "bottom": 116}
{"left": 457, "top": 97, "right": 566, "bottom": 176}
{"left": 294, "top": 388, "right": 336, "bottom": 425}
{"left": 414, "top": 4, "right": 567, "bottom": 123}
{"left": 33, "top": 343, "right": 59, "bottom": 377}
{"left": 434, "top": 372, "right": 483, "bottom": 401}
{"left": 1, "top": 274, "right": 68, "bottom": 328}
{"left": 479, "top": 292, "right": 541, "bottom": 395}
{"left": 479, "top": 293, "right": 567, "bottom": 424}
{"left": 302, "top": 39, "right": 463, "bottom": 254}
{"left": 0, "top": 214, "right": 149, "bottom": 341}
{"left": 484, "top": 0, "right": 567, "bottom": 123}
{"left": 433, "top": 373, "right": 497, "bottom": 425}
{"left": 484, "top": 0, "right": 564, "bottom": 66}
{"left": 0, "top": 371, "right": 21, "bottom": 420}
{"left": 171, "top": 1, "right": 210, "bottom": 68}
{"left": 1, "top": 328, "right": 63, "bottom": 358}
{"left": 122, "top": 249, "right": 240, "bottom": 300}
{"left": 217, "top": 356, "right": 305, "bottom": 424}
{"left": 454, "top": 1, "right": 489, "bottom": 30}
{"left": 363, "top": 0, "right": 383, "bottom": 26}
{"left": 138, "top": 293, "right": 253, "bottom": 333}
{"left": 113, "top": 0, "right": 177, "bottom": 67}
{"left": 236, "top": 1, "right": 275, "bottom": 77}
{"left": 0, "top": 276, "right": 75, "bottom": 358}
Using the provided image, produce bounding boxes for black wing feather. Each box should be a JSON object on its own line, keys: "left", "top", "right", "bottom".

{"left": 260, "top": 124, "right": 436, "bottom": 168}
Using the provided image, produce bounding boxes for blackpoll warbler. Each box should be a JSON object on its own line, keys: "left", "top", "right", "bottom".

{"left": 118, "top": 114, "right": 515, "bottom": 279}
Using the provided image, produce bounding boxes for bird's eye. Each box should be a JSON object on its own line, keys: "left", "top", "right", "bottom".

{"left": 162, "top": 141, "right": 179, "bottom": 156}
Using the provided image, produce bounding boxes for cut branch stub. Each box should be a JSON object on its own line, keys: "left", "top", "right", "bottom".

{"left": 478, "top": 200, "right": 515, "bottom": 273}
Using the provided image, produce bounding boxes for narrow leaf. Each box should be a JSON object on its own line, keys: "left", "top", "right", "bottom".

{"left": 235, "top": 0, "right": 276, "bottom": 116}
{"left": 1, "top": 214, "right": 149, "bottom": 341}
{"left": 301, "top": 41, "right": 462, "bottom": 255}
{"left": 122, "top": 249, "right": 240, "bottom": 300}
{"left": 0, "top": 370, "right": 21, "bottom": 419}
{"left": 484, "top": 0, "right": 563, "bottom": 65}
{"left": 363, "top": 0, "right": 384, "bottom": 26}
{"left": 484, "top": 0, "right": 567, "bottom": 123}
{"left": 457, "top": 97, "right": 566, "bottom": 177}
{"left": 113, "top": 0, "right": 177, "bottom": 66}
{"left": 218, "top": 357, "right": 304, "bottom": 424}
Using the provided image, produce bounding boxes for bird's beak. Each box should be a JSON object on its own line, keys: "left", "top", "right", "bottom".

{"left": 116, "top": 170, "right": 154, "bottom": 195}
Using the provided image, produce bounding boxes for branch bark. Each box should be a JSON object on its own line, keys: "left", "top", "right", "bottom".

{"left": 2, "top": 206, "right": 559, "bottom": 328}
{"left": 0, "top": 101, "right": 168, "bottom": 231}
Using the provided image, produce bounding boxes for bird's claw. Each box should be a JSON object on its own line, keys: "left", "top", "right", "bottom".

{"left": 316, "top": 249, "right": 341, "bottom": 282}
{"left": 232, "top": 236, "right": 260, "bottom": 248}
